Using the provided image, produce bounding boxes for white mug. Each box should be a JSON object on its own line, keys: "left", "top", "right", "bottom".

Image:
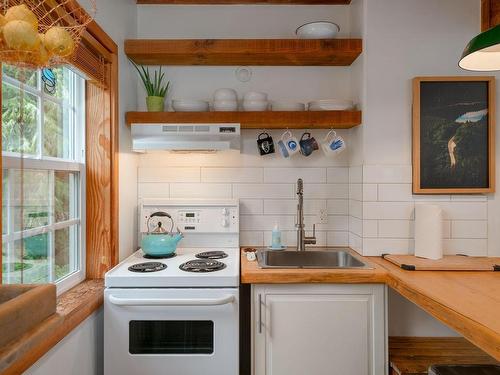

{"left": 278, "top": 130, "right": 300, "bottom": 158}
{"left": 322, "top": 130, "right": 346, "bottom": 156}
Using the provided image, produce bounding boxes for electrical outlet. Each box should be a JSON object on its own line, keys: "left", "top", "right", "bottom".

{"left": 316, "top": 208, "right": 328, "bottom": 224}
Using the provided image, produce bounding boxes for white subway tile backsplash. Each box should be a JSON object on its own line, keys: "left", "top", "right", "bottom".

{"left": 264, "top": 199, "right": 326, "bottom": 215}
{"left": 349, "top": 165, "right": 363, "bottom": 183}
{"left": 240, "top": 215, "right": 296, "bottom": 231}
{"left": 170, "top": 183, "right": 232, "bottom": 198}
{"left": 436, "top": 202, "right": 488, "bottom": 220}
{"left": 363, "top": 202, "right": 414, "bottom": 220}
{"left": 264, "top": 168, "right": 327, "bottom": 183}
{"left": 233, "top": 184, "right": 294, "bottom": 199}
{"left": 240, "top": 231, "right": 264, "bottom": 247}
{"left": 363, "top": 238, "right": 414, "bottom": 256}
{"left": 327, "top": 167, "right": 349, "bottom": 183}
{"left": 201, "top": 167, "right": 263, "bottom": 183}
{"left": 349, "top": 183, "right": 362, "bottom": 201}
{"left": 310, "top": 215, "right": 349, "bottom": 231}
{"left": 363, "top": 165, "right": 412, "bottom": 184}
{"left": 349, "top": 217, "right": 362, "bottom": 236}
{"left": 363, "top": 220, "right": 378, "bottom": 238}
{"left": 444, "top": 239, "right": 487, "bottom": 256}
{"left": 363, "top": 184, "right": 378, "bottom": 202}
{"left": 138, "top": 183, "right": 170, "bottom": 198}
{"left": 136, "top": 159, "right": 491, "bottom": 257}
{"left": 349, "top": 200, "right": 362, "bottom": 219}
{"left": 451, "top": 221, "right": 487, "bottom": 239}
{"left": 264, "top": 230, "right": 327, "bottom": 247}
{"left": 327, "top": 199, "right": 349, "bottom": 215}
{"left": 378, "top": 184, "right": 413, "bottom": 202}
{"left": 378, "top": 220, "right": 413, "bottom": 238}
{"left": 240, "top": 199, "right": 264, "bottom": 215}
{"left": 327, "top": 231, "right": 349, "bottom": 247}
{"left": 349, "top": 233, "right": 363, "bottom": 253}
{"left": 139, "top": 167, "right": 200, "bottom": 183}
{"left": 450, "top": 195, "right": 488, "bottom": 202}
{"left": 304, "top": 184, "right": 349, "bottom": 199}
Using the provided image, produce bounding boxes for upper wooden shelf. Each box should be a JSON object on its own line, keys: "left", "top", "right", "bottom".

{"left": 125, "top": 39, "right": 362, "bottom": 66}
{"left": 126, "top": 110, "right": 362, "bottom": 129}
{"left": 137, "top": 1, "right": 351, "bottom": 4}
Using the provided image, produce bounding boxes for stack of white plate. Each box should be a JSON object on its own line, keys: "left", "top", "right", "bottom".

{"left": 308, "top": 99, "right": 354, "bottom": 111}
{"left": 172, "top": 100, "right": 209, "bottom": 112}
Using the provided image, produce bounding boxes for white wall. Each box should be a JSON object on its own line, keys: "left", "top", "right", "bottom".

{"left": 24, "top": 310, "right": 104, "bottom": 375}
{"left": 136, "top": 4, "right": 357, "bottom": 248}
{"left": 355, "top": 0, "right": 500, "bottom": 257}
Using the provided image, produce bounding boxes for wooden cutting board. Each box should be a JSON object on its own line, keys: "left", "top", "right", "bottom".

{"left": 382, "top": 254, "right": 500, "bottom": 271}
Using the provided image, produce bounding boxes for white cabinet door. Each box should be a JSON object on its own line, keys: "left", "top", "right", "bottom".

{"left": 252, "top": 284, "right": 386, "bottom": 375}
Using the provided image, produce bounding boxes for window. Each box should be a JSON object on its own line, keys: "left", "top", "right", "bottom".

{"left": 2, "top": 65, "right": 86, "bottom": 293}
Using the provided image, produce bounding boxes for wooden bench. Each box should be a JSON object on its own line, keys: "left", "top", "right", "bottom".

{"left": 389, "top": 337, "right": 500, "bottom": 375}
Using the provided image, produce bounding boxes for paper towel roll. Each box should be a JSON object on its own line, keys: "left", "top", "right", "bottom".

{"left": 415, "top": 204, "right": 443, "bottom": 260}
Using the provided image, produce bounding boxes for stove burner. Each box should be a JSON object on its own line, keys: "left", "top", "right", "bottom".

{"left": 128, "top": 262, "right": 167, "bottom": 273}
{"left": 143, "top": 253, "right": 176, "bottom": 260}
{"left": 196, "top": 251, "right": 228, "bottom": 260}
{"left": 179, "top": 259, "right": 226, "bottom": 273}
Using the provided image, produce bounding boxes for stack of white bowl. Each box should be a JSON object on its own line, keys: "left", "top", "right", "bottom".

{"left": 242, "top": 92, "right": 269, "bottom": 112}
{"left": 213, "top": 88, "right": 238, "bottom": 112}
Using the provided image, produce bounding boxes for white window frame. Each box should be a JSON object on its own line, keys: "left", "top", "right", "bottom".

{"left": 2, "top": 67, "right": 86, "bottom": 294}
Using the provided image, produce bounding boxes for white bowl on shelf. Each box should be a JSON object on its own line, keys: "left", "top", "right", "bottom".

{"left": 242, "top": 100, "right": 269, "bottom": 112}
{"left": 308, "top": 99, "right": 354, "bottom": 111}
{"left": 271, "top": 101, "right": 306, "bottom": 111}
{"left": 243, "top": 91, "right": 268, "bottom": 102}
{"left": 213, "top": 100, "right": 238, "bottom": 112}
{"left": 296, "top": 21, "right": 340, "bottom": 39}
{"left": 213, "top": 88, "right": 238, "bottom": 101}
{"left": 172, "top": 99, "right": 209, "bottom": 112}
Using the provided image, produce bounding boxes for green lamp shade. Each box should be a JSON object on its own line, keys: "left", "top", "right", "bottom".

{"left": 459, "top": 24, "right": 500, "bottom": 71}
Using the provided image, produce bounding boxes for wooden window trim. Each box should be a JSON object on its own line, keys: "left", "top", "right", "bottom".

{"left": 0, "top": 7, "right": 119, "bottom": 373}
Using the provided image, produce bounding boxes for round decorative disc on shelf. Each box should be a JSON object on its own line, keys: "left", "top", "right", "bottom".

{"left": 0, "top": 0, "right": 96, "bottom": 69}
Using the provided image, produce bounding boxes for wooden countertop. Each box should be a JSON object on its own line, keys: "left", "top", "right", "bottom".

{"left": 241, "top": 249, "right": 500, "bottom": 360}
{"left": 370, "top": 257, "right": 500, "bottom": 362}
{"left": 240, "top": 248, "right": 388, "bottom": 284}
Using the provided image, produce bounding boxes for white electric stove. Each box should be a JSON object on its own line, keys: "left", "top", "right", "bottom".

{"left": 104, "top": 199, "right": 240, "bottom": 375}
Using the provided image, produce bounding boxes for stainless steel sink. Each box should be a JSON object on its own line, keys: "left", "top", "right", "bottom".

{"left": 257, "top": 248, "right": 372, "bottom": 269}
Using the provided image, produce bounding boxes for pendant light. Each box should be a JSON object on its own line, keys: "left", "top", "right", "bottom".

{"left": 459, "top": 24, "right": 500, "bottom": 72}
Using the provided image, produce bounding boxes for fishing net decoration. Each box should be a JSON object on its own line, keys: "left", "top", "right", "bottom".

{"left": 0, "top": 0, "right": 96, "bottom": 69}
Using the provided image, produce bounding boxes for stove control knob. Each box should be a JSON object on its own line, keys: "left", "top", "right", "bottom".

{"left": 221, "top": 218, "right": 229, "bottom": 227}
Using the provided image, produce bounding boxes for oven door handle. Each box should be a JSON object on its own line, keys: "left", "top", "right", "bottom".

{"left": 108, "top": 295, "right": 235, "bottom": 307}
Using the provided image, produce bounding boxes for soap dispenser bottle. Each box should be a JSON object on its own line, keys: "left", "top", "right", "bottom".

{"left": 271, "top": 222, "right": 282, "bottom": 249}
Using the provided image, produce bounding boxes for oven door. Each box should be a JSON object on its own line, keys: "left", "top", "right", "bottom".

{"left": 104, "top": 288, "right": 239, "bottom": 375}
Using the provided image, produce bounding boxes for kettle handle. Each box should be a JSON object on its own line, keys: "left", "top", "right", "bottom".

{"left": 147, "top": 211, "right": 174, "bottom": 234}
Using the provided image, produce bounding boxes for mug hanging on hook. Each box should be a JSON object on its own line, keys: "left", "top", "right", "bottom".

{"left": 322, "top": 129, "right": 346, "bottom": 156}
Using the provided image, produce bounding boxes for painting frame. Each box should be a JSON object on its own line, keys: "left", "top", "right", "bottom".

{"left": 412, "top": 76, "right": 496, "bottom": 194}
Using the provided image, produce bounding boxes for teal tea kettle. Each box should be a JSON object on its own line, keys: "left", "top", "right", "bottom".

{"left": 141, "top": 211, "right": 183, "bottom": 257}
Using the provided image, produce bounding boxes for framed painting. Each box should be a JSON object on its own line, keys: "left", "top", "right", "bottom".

{"left": 413, "top": 76, "right": 496, "bottom": 194}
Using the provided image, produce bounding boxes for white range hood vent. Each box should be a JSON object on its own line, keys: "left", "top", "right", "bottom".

{"left": 131, "top": 123, "right": 241, "bottom": 152}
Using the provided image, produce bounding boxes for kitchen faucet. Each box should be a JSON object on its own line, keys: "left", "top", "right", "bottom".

{"left": 296, "top": 179, "right": 316, "bottom": 251}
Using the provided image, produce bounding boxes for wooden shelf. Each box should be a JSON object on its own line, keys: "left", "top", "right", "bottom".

{"left": 137, "top": 1, "right": 351, "bottom": 4}
{"left": 126, "top": 110, "right": 362, "bottom": 129}
{"left": 125, "top": 39, "right": 362, "bottom": 66}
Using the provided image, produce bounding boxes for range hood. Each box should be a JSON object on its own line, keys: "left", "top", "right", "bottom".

{"left": 131, "top": 123, "right": 241, "bottom": 152}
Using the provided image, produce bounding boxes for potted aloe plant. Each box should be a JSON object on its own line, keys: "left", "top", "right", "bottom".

{"left": 131, "top": 61, "right": 170, "bottom": 112}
